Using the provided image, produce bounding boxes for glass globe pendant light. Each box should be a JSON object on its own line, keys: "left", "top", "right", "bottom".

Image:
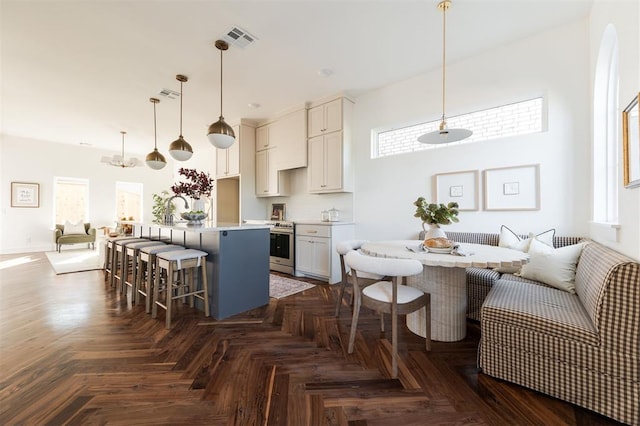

{"left": 145, "top": 97, "right": 167, "bottom": 170}
{"left": 169, "top": 74, "right": 194, "bottom": 161}
{"left": 207, "top": 40, "right": 236, "bottom": 149}
{"left": 418, "top": 0, "right": 472, "bottom": 144}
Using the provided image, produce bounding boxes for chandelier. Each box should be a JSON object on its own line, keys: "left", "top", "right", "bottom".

{"left": 101, "top": 131, "right": 140, "bottom": 168}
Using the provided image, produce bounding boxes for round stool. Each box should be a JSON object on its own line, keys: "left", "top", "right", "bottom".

{"left": 152, "top": 249, "right": 210, "bottom": 329}
{"left": 123, "top": 241, "right": 165, "bottom": 296}
{"left": 136, "top": 244, "right": 185, "bottom": 313}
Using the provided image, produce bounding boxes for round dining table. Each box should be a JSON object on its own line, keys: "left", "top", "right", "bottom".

{"left": 360, "top": 240, "right": 529, "bottom": 342}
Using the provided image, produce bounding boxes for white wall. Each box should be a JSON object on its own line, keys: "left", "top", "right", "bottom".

{"left": 0, "top": 135, "right": 175, "bottom": 253}
{"left": 350, "top": 19, "right": 592, "bottom": 244}
{"left": 589, "top": 0, "right": 640, "bottom": 259}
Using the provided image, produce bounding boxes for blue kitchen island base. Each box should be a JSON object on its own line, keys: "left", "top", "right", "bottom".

{"left": 134, "top": 222, "right": 270, "bottom": 320}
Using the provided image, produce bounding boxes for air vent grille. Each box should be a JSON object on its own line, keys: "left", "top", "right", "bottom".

{"left": 223, "top": 26, "right": 257, "bottom": 49}
{"left": 158, "top": 88, "right": 180, "bottom": 99}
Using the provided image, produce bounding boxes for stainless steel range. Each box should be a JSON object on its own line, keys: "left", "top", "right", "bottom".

{"left": 268, "top": 220, "right": 295, "bottom": 274}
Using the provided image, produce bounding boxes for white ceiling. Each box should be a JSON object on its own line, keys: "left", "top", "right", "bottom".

{"left": 1, "top": 0, "right": 593, "bottom": 156}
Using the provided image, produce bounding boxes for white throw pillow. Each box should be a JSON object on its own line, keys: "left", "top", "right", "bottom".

{"left": 63, "top": 221, "right": 87, "bottom": 235}
{"left": 498, "top": 225, "right": 555, "bottom": 252}
{"left": 518, "top": 239, "right": 585, "bottom": 293}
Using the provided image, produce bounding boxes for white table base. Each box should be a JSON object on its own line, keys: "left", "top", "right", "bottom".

{"left": 406, "top": 265, "right": 467, "bottom": 342}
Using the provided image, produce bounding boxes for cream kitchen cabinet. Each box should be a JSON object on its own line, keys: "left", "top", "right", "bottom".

{"left": 294, "top": 222, "right": 354, "bottom": 284}
{"left": 271, "top": 108, "right": 307, "bottom": 170}
{"left": 307, "top": 98, "right": 343, "bottom": 138}
{"left": 256, "top": 124, "right": 272, "bottom": 151}
{"left": 215, "top": 126, "right": 241, "bottom": 178}
{"left": 255, "top": 148, "right": 288, "bottom": 197}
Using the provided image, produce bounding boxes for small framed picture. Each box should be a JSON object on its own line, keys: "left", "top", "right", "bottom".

{"left": 484, "top": 164, "right": 540, "bottom": 211}
{"left": 434, "top": 170, "right": 479, "bottom": 211}
{"left": 503, "top": 182, "right": 520, "bottom": 195}
{"left": 11, "top": 182, "right": 40, "bottom": 208}
{"left": 271, "top": 203, "right": 286, "bottom": 220}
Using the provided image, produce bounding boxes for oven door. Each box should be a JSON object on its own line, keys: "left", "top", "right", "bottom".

{"left": 270, "top": 230, "right": 294, "bottom": 271}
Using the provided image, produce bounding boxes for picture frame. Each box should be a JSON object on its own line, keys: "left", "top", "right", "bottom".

{"left": 483, "top": 164, "right": 540, "bottom": 211}
{"left": 622, "top": 92, "right": 640, "bottom": 188}
{"left": 271, "top": 203, "right": 286, "bottom": 221}
{"left": 434, "top": 170, "right": 479, "bottom": 211}
{"left": 11, "top": 182, "right": 40, "bottom": 208}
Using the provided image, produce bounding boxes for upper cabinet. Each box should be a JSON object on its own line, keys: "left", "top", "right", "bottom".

{"left": 271, "top": 108, "right": 307, "bottom": 170}
{"left": 216, "top": 125, "right": 241, "bottom": 178}
{"left": 307, "top": 97, "right": 354, "bottom": 193}
{"left": 308, "top": 98, "right": 343, "bottom": 138}
{"left": 255, "top": 125, "right": 271, "bottom": 152}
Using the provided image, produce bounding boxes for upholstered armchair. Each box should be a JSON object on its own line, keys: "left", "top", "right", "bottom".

{"left": 54, "top": 223, "right": 96, "bottom": 252}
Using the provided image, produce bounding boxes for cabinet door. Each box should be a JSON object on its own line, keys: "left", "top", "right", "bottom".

{"left": 308, "top": 136, "right": 326, "bottom": 191}
{"left": 295, "top": 237, "right": 314, "bottom": 274}
{"left": 215, "top": 148, "right": 228, "bottom": 178}
{"left": 307, "top": 104, "right": 325, "bottom": 138}
{"left": 256, "top": 125, "right": 270, "bottom": 151}
{"left": 324, "top": 98, "right": 343, "bottom": 134}
{"left": 324, "top": 132, "right": 343, "bottom": 191}
{"left": 255, "top": 150, "right": 269, "bottom": 195}
{"left": 312, "top": 237, "right": 331, "bottom": 277}
{"left": 227, "top": 140, "right": 240, "bottom": 175}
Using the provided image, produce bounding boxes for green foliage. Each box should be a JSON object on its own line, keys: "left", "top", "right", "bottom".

{"left": 152, "top": 190, "right": 175, "bottom": 223}
{"left": 413, "top": 197, "right": 460, "bottom": 225}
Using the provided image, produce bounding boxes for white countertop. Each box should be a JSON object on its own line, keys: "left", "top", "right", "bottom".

{"left": 133, "top": 221, "right": 271, "bottom": 233}
{"left": 292, "top": 220, "right": 354, "bottom": 226}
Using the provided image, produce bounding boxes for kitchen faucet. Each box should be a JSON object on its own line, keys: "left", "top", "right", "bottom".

{"left": 164, "top": 195, "right": 189, "bottom": 225}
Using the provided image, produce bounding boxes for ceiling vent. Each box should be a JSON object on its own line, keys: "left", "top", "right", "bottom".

{"left": 223, "top": 26, "right": 258, "bottom": 49}
{"left": 158, "top": 88, "right": 180, "bottom": 100}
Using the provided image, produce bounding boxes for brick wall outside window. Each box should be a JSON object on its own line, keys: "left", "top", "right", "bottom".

{"left": 375, "top": 97, "right": 543, "bottom": 158}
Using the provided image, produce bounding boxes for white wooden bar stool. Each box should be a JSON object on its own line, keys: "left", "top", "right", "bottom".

{"left": 136, "top": 244, "right": 185, "bottom": 313}
{"left": 345, "top": 250, "right": 431, "bottom": 378}
{"left": 104, "top": 236, "right": 139, "bottom": 283}
{"left": 152, "top": 249, "right": 210, "bottom": 329}
{"left": 112, "top": 238, "right": 148, "bottom": 289}
{"left": 123, "top": 241, "right": 164, "bottom": 296}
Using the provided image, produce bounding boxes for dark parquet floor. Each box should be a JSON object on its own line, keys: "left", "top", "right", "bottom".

{"left": 0, "top": 252, "right": 623, "bottom": 425}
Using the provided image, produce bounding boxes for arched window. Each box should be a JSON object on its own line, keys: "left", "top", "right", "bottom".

{"left": 592, "top": 24, "right": 619, "bottom": 223}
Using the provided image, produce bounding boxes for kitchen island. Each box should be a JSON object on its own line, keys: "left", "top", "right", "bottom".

{"left": 132, "top": 221, "right": 270, "bottom": 320}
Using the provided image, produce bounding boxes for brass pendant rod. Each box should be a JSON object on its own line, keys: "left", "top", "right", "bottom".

{"left": 121, "top": 131, "right": 126, "bottom": 159}
{"left": 179, "top": 80, "right": 184, "bottom": 137}
{"left": 153, "top": 101, "right": 158, "bottom": 149}
{"left": 441, "top": 1, "right": 447, "bottom": 123}
{"left": 219, "top": 47, "right": 224, "bottom": 117}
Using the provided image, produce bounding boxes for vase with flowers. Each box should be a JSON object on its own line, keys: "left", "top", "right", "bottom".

{"left": 171, "top": 168, "right": 214, "bottom": 223}
{"left": 413, "top": 197, "right": 459, "bottom": 240}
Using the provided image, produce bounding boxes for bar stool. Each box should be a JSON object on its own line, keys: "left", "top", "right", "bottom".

{"left": 122, "top": 241, "right": 165, "bottom": 296}
{"left": 112, "top": 238, "right": 148, "bottom": 289}
{"left": 103, "top": 236, "right": 139, "bottom": 282}
{"left": 136, "top": 244, "right": 185, "bottom": 313}
{"left": 152, "top": 249, "right": 210, "bottom": 329}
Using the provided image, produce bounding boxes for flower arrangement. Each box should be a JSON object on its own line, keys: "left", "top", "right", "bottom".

{"left": 171, "top": 168, "right": 214, "bottom": 200}
{"left": 413, "top": 197, "right": 459, "bottom": 227}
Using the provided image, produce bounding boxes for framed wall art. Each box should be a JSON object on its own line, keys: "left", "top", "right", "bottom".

{"left": 622, "top": 92, "right": 639, "bottom": 188}
{"left": 483, "top": 164, "right": 540, "bottom": 211}
{"left": 271, "top": 203, "right": 286, "bottom": 220}
{"left": 434, "top": 170, "right": 479, "bottom": 211}
{"left": 11, "top": 182, "right": 40, "bottom": 208}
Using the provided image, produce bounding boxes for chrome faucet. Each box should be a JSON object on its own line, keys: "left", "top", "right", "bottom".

{"left": 164, "top": 195, "right": 189, "bottom": 225}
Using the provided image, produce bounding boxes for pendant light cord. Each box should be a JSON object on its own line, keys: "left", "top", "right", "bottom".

{"left": 153, "top": 102, "right": 158, "bottom": 149}
{"left": 219, "top": 47, "right": 224, "bottom": 117}
{"left": 179, "top": 80, "right": 184, "bottom": 137}
{"left": 441, "top": 1, "right": 447, "bottom": 123}
{"left": 121, "top": 131, "right": 125, "bottom": 158}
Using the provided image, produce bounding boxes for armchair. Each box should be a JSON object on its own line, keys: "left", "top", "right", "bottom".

{"left": 54, "top": 223, "right": 96, "bottom": 252}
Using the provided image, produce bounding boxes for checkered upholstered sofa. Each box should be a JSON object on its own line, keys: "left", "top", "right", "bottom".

{"left": 418, "top": 230, "right": 582, "bottom": 321}
{"left": 479, "top": 240, "right": 639, "bottom": 425}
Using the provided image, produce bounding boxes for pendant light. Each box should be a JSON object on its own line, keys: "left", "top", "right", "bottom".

{"left": 169, "top": 74, "right": 194, "bottom": 161}
{"left": 102, "top": 131, "right": 139, "bottom": 168}
{"left": 145, "top": 97, "right": 167, "bottom": 170}
{"left": 418, "top": 0, "right": 472, "bottom": 144}
{"left": 207, "top": 40, "right": 235, "bottom": 149}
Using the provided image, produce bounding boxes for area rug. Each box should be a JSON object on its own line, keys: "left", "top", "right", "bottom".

{"left": 269, "top": 274, "right": 315, "bottom": 299}
{"left": 45, "top": 246, "right": 103, "bottom": 274}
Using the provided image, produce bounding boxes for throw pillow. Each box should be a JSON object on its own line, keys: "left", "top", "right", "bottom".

{"left": 518, "top": 238, "right": 585, "bottom": 293}
{"left": 63, "top": 221, "right": 87, "bottom": 235}
{"left": 495, "top": 226, "right": 555, "bottom": 273}
{"left": 498, "top": 225, "right": 555, "bottom": 251}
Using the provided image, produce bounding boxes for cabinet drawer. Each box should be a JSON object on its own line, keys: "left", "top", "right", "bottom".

{"left": 296, "top": 225, "right": 330, "bottom": 238}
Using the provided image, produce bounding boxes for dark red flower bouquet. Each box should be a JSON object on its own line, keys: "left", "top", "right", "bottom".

{"left": 171, "top": 168, "right": 214, "bottom": 200}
